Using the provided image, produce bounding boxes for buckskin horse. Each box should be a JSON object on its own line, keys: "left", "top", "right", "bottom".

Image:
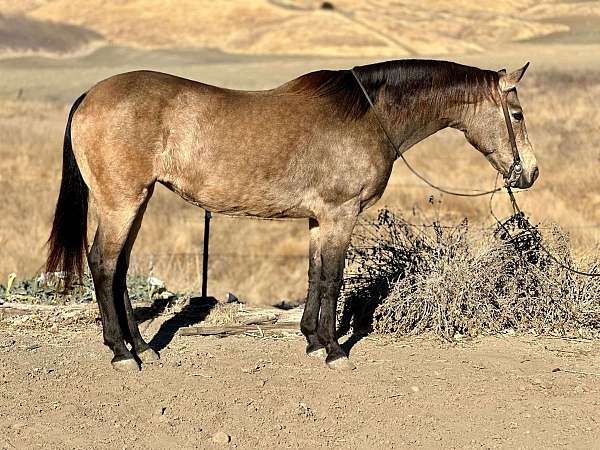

{"left": 46, "top": 59, "right": 537, "bottom": 371}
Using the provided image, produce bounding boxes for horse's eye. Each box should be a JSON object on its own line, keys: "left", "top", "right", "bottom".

{"left": 512, "top": 111, "right": 523, "bottom": 121}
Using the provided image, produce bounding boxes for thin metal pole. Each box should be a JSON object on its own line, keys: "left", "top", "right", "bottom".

{"left": 201, "top": 210, "right": 211, "bottom": 298}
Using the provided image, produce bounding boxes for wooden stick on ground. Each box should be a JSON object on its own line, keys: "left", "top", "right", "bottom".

{"left": 179, "top": 322, "right": 299, "bottom": 337}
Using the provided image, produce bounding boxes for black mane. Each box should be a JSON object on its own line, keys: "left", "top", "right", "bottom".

{"left": 290, "top": 59, "right": 499, "bottom": 121}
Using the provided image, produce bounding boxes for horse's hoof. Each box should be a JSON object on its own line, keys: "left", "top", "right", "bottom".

{"left": 307, "top": 347, "right": 327, "bottom": 359}
{"left": 327, "top": 357, "right": 356, "bottom": 371}
{"left": 138, "top": 348, "right": 160, "bottom": 364}
{"left": 111, "top": 358, "right": 140, "bottom": 372}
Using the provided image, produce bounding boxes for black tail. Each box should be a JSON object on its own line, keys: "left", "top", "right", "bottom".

{"left": 46, "top": 93, "right": 88, "bottom": 287}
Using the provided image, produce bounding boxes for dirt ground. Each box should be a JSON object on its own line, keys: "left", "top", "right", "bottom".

{"left": 1, "top": 312, "right": 600, "bottom": 450}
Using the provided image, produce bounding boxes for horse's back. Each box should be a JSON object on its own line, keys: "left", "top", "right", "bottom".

{"left": 74, "top": 70, "right": 227, "bottom": 139}
{"left": 88, "top": 70, "right": 218, "bottom": 99}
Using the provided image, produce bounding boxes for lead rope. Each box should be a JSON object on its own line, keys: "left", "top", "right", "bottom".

{"left": 504, "top": 187, "right": 600, "bottom": 277}
{"left": 350, "top": 68, "right": 600, "bottom": 277}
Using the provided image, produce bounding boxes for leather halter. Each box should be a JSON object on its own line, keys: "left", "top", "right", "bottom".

{"left": 350, "top": 68, "right": 522, "bottom": 189}
{"left": 498, "top": 87, "right": 522, "bottom": 187}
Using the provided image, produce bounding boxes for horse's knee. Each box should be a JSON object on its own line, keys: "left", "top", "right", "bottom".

{"left": 300, "top": 321, "right": 313, "bottom": 337}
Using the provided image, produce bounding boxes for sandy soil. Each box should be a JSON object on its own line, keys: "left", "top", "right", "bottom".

{"left": 1, "top": 314, "right": 600, "bottom": 449}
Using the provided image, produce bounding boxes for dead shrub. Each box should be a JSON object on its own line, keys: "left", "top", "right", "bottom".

{"left": 340, "top": 209, "right": 600, "bottom": 339}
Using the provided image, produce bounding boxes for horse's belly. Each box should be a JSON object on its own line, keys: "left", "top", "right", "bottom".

{"left": 159, "top": 173, "right": 315, "bottom": 219}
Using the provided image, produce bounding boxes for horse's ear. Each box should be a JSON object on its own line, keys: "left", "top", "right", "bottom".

{"left": 499, "top": 62, "right": 530, "bottom": 92}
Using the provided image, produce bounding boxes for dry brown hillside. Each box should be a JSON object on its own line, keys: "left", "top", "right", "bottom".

{"left": 1, "top": 0, "right": 591, "bottom": 57}
{"left": 0, "top": 13, "right": 103, "bottom": 57}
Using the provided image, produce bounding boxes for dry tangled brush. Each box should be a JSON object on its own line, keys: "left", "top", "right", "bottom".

{"left": 340, "top": 209, "right": 600, "bottom": 340}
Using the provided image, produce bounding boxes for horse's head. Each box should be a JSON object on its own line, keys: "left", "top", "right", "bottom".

{"left": 461, "top": 63, "right": 538, "bottom": 189}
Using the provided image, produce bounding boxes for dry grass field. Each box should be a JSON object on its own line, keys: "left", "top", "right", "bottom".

{"left": 1, "top": 53, "right": 599, "bottom": 304}
{"left": 0, "top": 1, "right": 599, "bottom": 306}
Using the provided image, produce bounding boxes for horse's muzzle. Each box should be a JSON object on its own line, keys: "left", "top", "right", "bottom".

{"left": 512, "top": 166, "right": 539, "bottom": 189}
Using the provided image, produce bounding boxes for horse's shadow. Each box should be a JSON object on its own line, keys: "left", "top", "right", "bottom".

{"left": 134, "top": 296, "right": 217, "bottom": 352}
{"left": 133, "top": 288, "right": 383, "bottom": 358}
{"left": 337, "top": 294, "right": 385, "bottom": 356}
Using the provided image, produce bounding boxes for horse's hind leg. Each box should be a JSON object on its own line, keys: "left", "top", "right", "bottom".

{"left": 88, "top": 189, "right": 152, "bottom": 372}
{"left": 301, "top": 218, "right": 326, "bottom": 358}
{"left": 114, "top": 185, "right": 159, "bottom": 364}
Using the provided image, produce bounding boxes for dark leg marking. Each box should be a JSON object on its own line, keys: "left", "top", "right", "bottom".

{"left": 316, "top": 212, "right": 358, "bottom": 371}
{"left": 114, "top": 186, "right": 159, "bottom": 364}
{"left": 301, "top": 218, "right": 326, "bottom": 357}
{"left": 89, "top": 224, "right": 139, "bottom": 372}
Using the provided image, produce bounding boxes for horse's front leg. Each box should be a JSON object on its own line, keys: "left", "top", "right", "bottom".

{"left": 316, "top": 210, "right": 358, "bottom": 371}
{"left": 301, "top": 218, "right": 326, "bottom": 357}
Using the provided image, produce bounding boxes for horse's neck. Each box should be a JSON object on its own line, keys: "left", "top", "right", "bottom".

{"left": 385, "top": 111, "right": 455, "bottom": 158}
{"left": 381, "top": 89, "right": 473, "bottom": 158}
{"left": 401, "top": 119, "right": 449, "bottom": 155}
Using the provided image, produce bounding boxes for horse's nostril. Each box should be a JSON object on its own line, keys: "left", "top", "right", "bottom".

{"left": 532, "top": 167, "right": 540, "bottom": 183}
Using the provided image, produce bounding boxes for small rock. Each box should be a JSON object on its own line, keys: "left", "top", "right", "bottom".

{"left": 0, "top": 339, "right": 15, "bottom": 349}
{"left": 212, "top": 431, "right": 231, "bottom": 444}
{"left": 297, "top": 402, "right": 313, "bottom": 418}
{"left": 410, "top": 385, "right": 420, "bottom": 393}
{"left": 12, "top": 422, "right": 27, "bottom": 430}
{"left": 147, "top": 277, "right": 165, "bottom": 288}
{"left": 153, "top": 406, "right": 166, "bottom": 417}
